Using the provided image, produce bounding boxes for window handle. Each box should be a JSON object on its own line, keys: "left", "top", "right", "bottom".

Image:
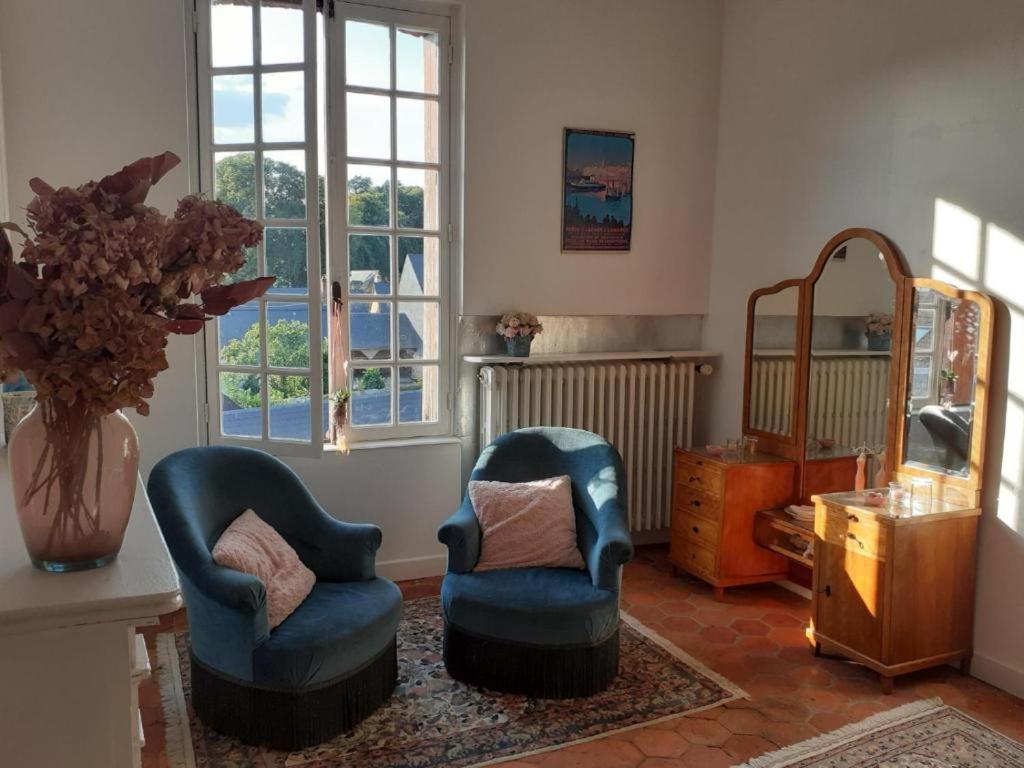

{"left": 331, "top": 280, "right": 344, "bottom": 309}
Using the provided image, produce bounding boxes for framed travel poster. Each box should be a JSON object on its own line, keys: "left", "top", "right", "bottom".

{"left": 561, "top": 128, "right": 635, "bottom": 252}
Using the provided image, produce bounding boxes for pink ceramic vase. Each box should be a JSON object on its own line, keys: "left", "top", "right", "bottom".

{"left": 8, "top": 400, "right": 139, "bottom": 572}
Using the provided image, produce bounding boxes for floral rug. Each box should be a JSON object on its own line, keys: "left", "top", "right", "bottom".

{"left": 157, "top": 597, "right": 745, "bottom": 768}
{"left": 737, "top": 698, "right": 1024, "bottom": 767}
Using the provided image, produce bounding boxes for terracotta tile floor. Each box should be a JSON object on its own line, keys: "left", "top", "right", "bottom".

{"left": 139, "top": 545, "right": 1024, "bottom": 767}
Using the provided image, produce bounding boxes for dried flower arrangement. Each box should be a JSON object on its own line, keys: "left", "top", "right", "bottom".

{"left": 864, "top": 312, "right": 893, "bottom": 336}
{"left": 495, "top": 312, "right": 544, "bottom": 339}
{"left": 0, "top": 152, "right": 270, "bottom": 563}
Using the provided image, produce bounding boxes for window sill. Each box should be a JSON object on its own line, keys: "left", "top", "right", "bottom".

{"left": 324, "top": 435, "right": 462, "bottom": 452}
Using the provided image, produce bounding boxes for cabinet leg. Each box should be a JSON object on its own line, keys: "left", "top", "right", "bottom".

{"left": 960, "top": 655, "right": 973, "bottom": 676}
{"left": 813, "top": 642, "right": 821, "bottom": 657}
{"left": 669, "top": 563, "right": 679, "bottom": 578}
{"left": 879, "top": 674, "right": 894, "bottom": 695}
{"left": 713, "top": 586, "right": 726, "bottom": 602}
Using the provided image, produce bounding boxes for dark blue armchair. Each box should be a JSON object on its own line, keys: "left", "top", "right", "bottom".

{"left": 438, "top": 427, "right": 634, "bottom": 698}
{"left": 148, "top": 446, "right": 402, "bottom": 749}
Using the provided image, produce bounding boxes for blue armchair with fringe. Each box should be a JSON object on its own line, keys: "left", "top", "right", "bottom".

{"left": 147, "top": 446, "right": 402, "bottom": 749}
{"left": 438, "top": 427, "right": 634, "bottom": 698}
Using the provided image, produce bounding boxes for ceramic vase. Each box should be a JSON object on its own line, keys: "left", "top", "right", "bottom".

{"left": 506, "top": 335, "right": 533, "bottom": 357}
{"left": 867, "top": 331, "right": 891, "bottom": 351}
{"left": 8, "top": 401, "right": 139, "bottom": 572}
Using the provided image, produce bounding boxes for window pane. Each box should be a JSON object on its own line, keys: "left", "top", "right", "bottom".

{"left": 265, "top": 227, "right": 307, "bottom": 294}
{"left": 213, "top": 75, "right": 254, "bottom": 144}
{"left": 266, "top": 302, "right": 310, "bottom": 368}
{"left": 398, "top": 301, "right": 438, "bottom": 359}
{"left": 211, "top": 1, "right": 252, "bottom": 68}
{"left": 912, "top": 355, "right": 932, "bottom": 398}
{"left": 350, "top": 301, "right": 392, "bottom": 360}
{"left": 347, "top": 164, "right": 390, "bottom": 227}
{"left": 399, "top": 365, "right": 439, "bottom": 423}
{"left": 347, "top": 92, "right": 391, "bottom": 160}
{"left": 348, "top": 234, "right": 390, "bottom": 293}
{"left": 261, "top": 5, "right": 303, "bottom": 65}
{"left": 914, "top": 309, "right": 935, "bottom": 351}
{"left": 218, "top": 303, "right": 260, "bottom": 365}
{"left": 269, "top": 375, "right": 311, "bottom": 441}
{"left": 262, "top": 71, "right": 304, "bottom": 143}
{"left": 396, "top": 29, "right": 439, "bottom": 94}
{"left": 351, "top": 367, "right": 392, "bottom": 426}
{"left": 345, "top": 21, "right": 390, "bottom": 89}
{"left": 221, "top": 372, "right": 262, "bottom": 437}
{"left": 396, "top": 97, "right": 438, "bottom": 163}
{"left": 214, "top": 151, "right": 256, "bottom": 218}
{"left": 263, "top": 150, "right": 306, "bottom": 219}
{"left": 397, "top": 237, "right": 439, "bottom": 295}
{"left": 397, "top": 167, "right": 438, "bottom": 229}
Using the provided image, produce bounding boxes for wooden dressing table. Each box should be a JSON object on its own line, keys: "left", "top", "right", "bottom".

{"left": 710, "top": 228, "right": 995, "bottom": 692}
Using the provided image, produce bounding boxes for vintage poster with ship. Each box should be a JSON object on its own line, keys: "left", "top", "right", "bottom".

{"left": 561, "top": 128, "right": 635, "bottom": 251}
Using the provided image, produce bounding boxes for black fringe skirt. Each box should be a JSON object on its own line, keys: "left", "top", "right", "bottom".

{"left": 190, "top": 637, "right": 398, "bottom": 750}
{"left": 443, "top": 621, "right": 619, "bottom": 698}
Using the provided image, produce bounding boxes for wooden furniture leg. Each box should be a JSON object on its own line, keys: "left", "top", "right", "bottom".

{"left": 714, "top": 586, "right": 726, "bottom": 602}
{"left": 879, "top": 674, "right": 894, "bottom": 695}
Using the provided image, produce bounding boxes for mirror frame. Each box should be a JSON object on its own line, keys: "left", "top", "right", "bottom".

{"left": 742, "top": 227, "right": 911, "bottom": 490}
{"left": 742, "top": 278, "right": 806, "bottom": 458}
{"left": 893, "top": 278, "right": 994, "bottom": 507}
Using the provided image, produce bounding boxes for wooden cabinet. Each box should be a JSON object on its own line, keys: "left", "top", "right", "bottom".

{"left": 810, "top": 491, "right": 980, "bottom": 693}
{"left": 670, "top": 448, "right": 796, "bottom": 600}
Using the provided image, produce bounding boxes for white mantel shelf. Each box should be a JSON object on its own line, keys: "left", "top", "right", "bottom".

{"left": 463, "top": 349, "right": 720, "bottom": 365}
{"left": 0, "top": 460, "right": 181, "bottom": 637}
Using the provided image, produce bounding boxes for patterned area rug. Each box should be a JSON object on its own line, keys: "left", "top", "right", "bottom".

{"left": 157, "top": 597, "right": 745, "bottom": 768}
{"left": 737, "top": 697, "right": 1024, "bottom": 767}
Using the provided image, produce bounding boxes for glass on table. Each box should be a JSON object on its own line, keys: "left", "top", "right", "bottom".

{"left": 910, "top": 477, "right": 934, "bottom": 514}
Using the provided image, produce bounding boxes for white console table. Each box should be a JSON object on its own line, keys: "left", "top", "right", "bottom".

{"left": 0, "top": 461, "right": 181, "bottom": 768}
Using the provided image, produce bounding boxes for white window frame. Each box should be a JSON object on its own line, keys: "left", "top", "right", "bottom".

{"left": 196, "top": 0, "right": 324, "bottom": 457}
{"left": 326, "top": 1, "right": 454, "bottom": 441}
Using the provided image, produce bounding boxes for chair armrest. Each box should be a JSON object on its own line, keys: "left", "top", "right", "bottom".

{"left": 196, "top": 560, "right": 268, "bottom": 612}
{"left": 585, "top": 502, "right": 634, "bottom": 591}
{"left": 289, "top": 509, "right": 383, "bottom": 582}
{"left": 437, "top": 498, "right": 480, "bottom": 573}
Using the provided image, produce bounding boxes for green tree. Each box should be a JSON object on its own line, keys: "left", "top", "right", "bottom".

{"left": 358, "top": 367, "right": 386, "bottom": 391}
{"left": 220, "top": 319, "right": 328, "bottom": 406}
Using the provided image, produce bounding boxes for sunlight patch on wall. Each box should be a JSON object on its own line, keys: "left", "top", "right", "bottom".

{"left": 998, "top": 396, "right": 1023, "bottom": 530}
{"left": 933, "top": 199, "right": 982, "bottom": 281}
{"left": 985, "top": 223, "right": 1024, "bottom": 309}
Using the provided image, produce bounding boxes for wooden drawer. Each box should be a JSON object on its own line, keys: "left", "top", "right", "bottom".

{"left": 674, "top": 511, "right": 721, "bottom": 550}
{"left": 676, "top": 454, "right": 724, "bottom": 496}
{"left": 674, "top": 485, "right": 721, "bottom": 522}
{"left": 820, "top": 507, "right": 888, "bottom": 560}
{"left": 672, "top": 534, "right": 718, "bottom": 579}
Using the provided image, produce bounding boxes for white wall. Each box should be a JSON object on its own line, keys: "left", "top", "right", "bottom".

{"left": 706, "top": 0, "right": 1024, "bottom": 697}
{"left": 461, "top": 0, "right": 722, "bottom": 316}
{"left": 0, "top": 0, "right": 199, "bottom": 476}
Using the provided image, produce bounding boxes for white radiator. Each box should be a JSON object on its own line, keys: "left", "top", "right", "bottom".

{"left": 750, "top": 356, "right": 889, "bottom": 450}
{"left": 479, "top": 361, "right": 699, "bottom": 532}
{"left": 807, "top": 357, "right": 889, "bottom": 450}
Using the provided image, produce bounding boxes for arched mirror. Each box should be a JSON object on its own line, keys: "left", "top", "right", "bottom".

{"left": 745, "top": 281, "right": 802, "bottom": 452}
{"left": 895, "top": 279, "right": 993, "bottom": 505}
{"left": 805, "top": 236, "right": 900, "bottom": 464}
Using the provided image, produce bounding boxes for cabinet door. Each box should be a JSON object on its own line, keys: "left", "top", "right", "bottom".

{"left": 814, "top": 539, "right": 885, "bottom": 661}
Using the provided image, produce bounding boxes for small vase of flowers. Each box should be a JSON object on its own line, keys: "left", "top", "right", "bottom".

{"left": 496, "top": 312, "right": 543, "bottom": 357}
{"left": 865, "top": 313, "right": 893, "bottom": 351}
{"left": 0, "top": 152, "right": 270, "bottom": 571}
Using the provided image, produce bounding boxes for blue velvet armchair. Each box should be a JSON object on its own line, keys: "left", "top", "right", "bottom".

{"left": 148, "top": 446, "right": 402, "bottom": 749}
{"left": 438, "top": 427, "right": 634, "bottom": 698}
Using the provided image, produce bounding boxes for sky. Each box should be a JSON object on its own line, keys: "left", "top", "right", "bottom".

{"left": 210, "top": 5, "right": 438, "bottom": 167}
{"left": 565, "top": 131, "right": 634, "bottom": 170}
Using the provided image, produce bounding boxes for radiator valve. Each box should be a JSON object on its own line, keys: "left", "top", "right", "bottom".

{"left": 697, "top": 363, "right": 714, "bottom": 376}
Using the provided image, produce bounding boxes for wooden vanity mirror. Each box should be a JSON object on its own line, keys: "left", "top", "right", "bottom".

{"left": 893, "top": 279, "right": 994, "bottom": 507}
{"left": 742, "top": 228, "right": 910, "bottom": 498}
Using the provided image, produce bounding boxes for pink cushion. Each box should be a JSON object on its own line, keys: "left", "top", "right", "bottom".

{"left": 212, "top": 509, "right": 316, "bottom": 629}
{"left": 469, "top": 475, "right": 586, "bottom": 572}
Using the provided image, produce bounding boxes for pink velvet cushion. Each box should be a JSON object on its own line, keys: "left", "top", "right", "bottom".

{"left": 469, "top": 475, "right": 586, "bottom": 572}
{"left": 212, "top": 509, "right": 316, "bottom": 629}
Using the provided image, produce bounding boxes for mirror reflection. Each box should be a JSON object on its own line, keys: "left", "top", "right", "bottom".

{"left": 806, "top": 238, "right": 896, "bottom": 463}
{"left": 903, "top": 288, "right": 981, "bottom": 477}
{"left": 748, "top": 285, "right": 800, "bottom": 437}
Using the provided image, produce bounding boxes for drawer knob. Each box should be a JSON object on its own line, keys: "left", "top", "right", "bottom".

{"left": 848, "top": 514, "right": 859, "bottom": 522}
{"left": 688, "top": 475, "right": 700, "bottom": 483}
{"left": 692, "top": 525, "right": 700, "bottom": 534}
{"left": 691, "top": 500, "right": 701, "bottom": 508}
{"left": 847, "top": 532, "right": 864, "bottom": 548}
{"left": 822, "top": 585, "right": 832, "bottom": 597}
